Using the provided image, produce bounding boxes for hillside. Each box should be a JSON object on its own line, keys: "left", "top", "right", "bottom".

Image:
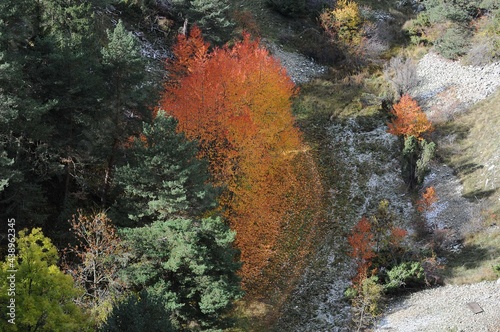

{"left": 0, "top": 0, "right": 499, "bottom": 331}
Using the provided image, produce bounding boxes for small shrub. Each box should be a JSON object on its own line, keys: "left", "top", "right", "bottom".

{"left": 383, "top": 56, "right": 419, "bottom": 98}
{"left": 493, "top": 263, "right": 500, "bottom": 276}
{"left": 424, "top": 0, "right": 482, "bottom": 24}
{"left": 403, "top": 12, "right": 432, "bottom": 45}
{"left": 466, "top": 9, "right": 500, "bottom": 64}
{"left": 361, "top": 276, "right": 384, "bottom": 315}
{"left": 384, "top": 261, "right": 425, "bottom": 293}
{"left": 351, "top": 275, "right": 384, "bottom": 330}
{"left": 435, "top": 25, "right": 471, "bottom": 59}
{"left": 417, "top": 186, "right": 438, "bottom": 212}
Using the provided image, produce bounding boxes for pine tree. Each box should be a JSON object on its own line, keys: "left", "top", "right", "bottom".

{"left": 171, "top": 0, "right": 234, "bottom": 44}
{"left": 101, "top": 291, "right": 176, "bottom": 332}
{"left": 97, "top": 19, "right": 155, "bottom": 206}
{"left": 112, "top": 111, "right": 217, "bottom": 226}
{"left": 0, "top": 2, "right": 57, "bottom": 228}
{"left": 119, "top": 217, "right": 242, "bottom": 330}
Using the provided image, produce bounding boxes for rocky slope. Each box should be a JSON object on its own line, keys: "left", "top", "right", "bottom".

{"left": 412, "top": 52, "right": 500, "bottom": 121}
{"left": 271, "top": 39, "right": 500, "bottom": 331}
{"left": 376, "top": 280, "right": 500, "bottom": 332}
{"left": 375, "top": 53, "right": 500, "bottom": 332}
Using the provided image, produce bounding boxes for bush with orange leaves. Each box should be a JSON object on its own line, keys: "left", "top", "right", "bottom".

{"left": 348, "top": 201, "right": 411, "bottom": 288}
{"left": 387, "top": 94, "right": 433, "bottom": 138}
{"left": 417, "top": 186, "right": 438, "bottom": 212}
{"left": 348, "top": 216, "right": 376, "bottom": 286}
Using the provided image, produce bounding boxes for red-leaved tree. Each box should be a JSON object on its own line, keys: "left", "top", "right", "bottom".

{"left": 387, "top": 94, "right": 433, "bottom": 138}
{"left": 348, "top": 216, "right": 376, "bottom": 286}
{"left": 160, "top": 27, "right": 324, "bottom": 292}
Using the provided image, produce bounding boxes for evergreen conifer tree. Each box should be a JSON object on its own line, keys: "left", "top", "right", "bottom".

{"left": 97, "top": 19, "right": 157, "bottom": 206}
{"left": 112, "top": 111, "right": 217, "bottom": 226}
{"left": 119, "top": 216, "right": 241, "bottom": 330}
{"left": 101, "top": 291, "right": 176, "bottom": 332}
{"left": 0, "top": 2, "right": 57, "bottom": 227}
{"left": 171, "top": 0, "right": 234, "bottom": 43}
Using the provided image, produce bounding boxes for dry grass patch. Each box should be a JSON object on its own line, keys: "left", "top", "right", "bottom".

{"left": 445, "top": 226, "right": 500, "bottom": 285}
{"left": 437, "top": 90, "right": 500, "bottom": 214}
{"left": 435, "top": 90, "right": 500, "bottom": 285}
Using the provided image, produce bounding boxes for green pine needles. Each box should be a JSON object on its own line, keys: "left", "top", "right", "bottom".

{"left": 113, "top": 111, "right": 218, "bottom": 226}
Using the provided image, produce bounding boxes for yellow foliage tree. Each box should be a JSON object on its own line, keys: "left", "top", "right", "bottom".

{"left": 320, "top": 0, "right": 363, "bottom": 44}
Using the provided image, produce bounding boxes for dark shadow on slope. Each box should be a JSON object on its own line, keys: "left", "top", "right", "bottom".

{"left": 463, "top": 188, "right": 497, "bottom": 201}
{"left": 442, "top": 241, "right": 500, "bottom": 280}
{"left": 455, "top": 163, "right": 484, "bottom": 176}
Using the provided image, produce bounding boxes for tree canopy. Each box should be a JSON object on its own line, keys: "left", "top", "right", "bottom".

{"left": 0, "top": 228, "right": 89, "bottom": 331}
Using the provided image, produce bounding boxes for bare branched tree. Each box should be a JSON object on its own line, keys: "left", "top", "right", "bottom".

{"left": 384, "top": 55, "right": 419, "bottom": 98}
{"left": 63, "top": 210, "right": 124, "bottom": 312}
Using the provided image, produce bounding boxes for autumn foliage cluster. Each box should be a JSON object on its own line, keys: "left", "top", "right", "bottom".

{"left": 417, "top": 186, "right": 438, "bottom": 212}
{"left": 347, "top": 216, "right": 376, "bottom": 285}
{"left": 320, "top": 0, "right": 363, "bottom": 45}
{"left": 387, "top": 94, "right": 433, "bottom": 138}
{"left": 160, "top": 27, "right": 324, "bottom": 291}
{"left": 347, "top": 202, "right": 408, "bottom": 288}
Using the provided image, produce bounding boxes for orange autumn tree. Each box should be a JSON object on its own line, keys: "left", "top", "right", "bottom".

{"left": 417, "top": 186, "right": 438, "bottom": 212}
{"left": 160, "top": 27, "right": 323, "bottom": 291}
{"left": 348, "top": 216, "right": 376, "bottom": 286}
{"left": 387, "top": 94, "right": 433, "bottom": 138}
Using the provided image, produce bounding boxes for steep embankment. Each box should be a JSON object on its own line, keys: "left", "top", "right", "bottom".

{"left": 376, "top": 53, "right": 500, "bottom": 331}
{"left": 269, "top": 44, "right": 418, "bottom": 329}
{"left": 413, "top": 52, "right": 500, "bottom": 121}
